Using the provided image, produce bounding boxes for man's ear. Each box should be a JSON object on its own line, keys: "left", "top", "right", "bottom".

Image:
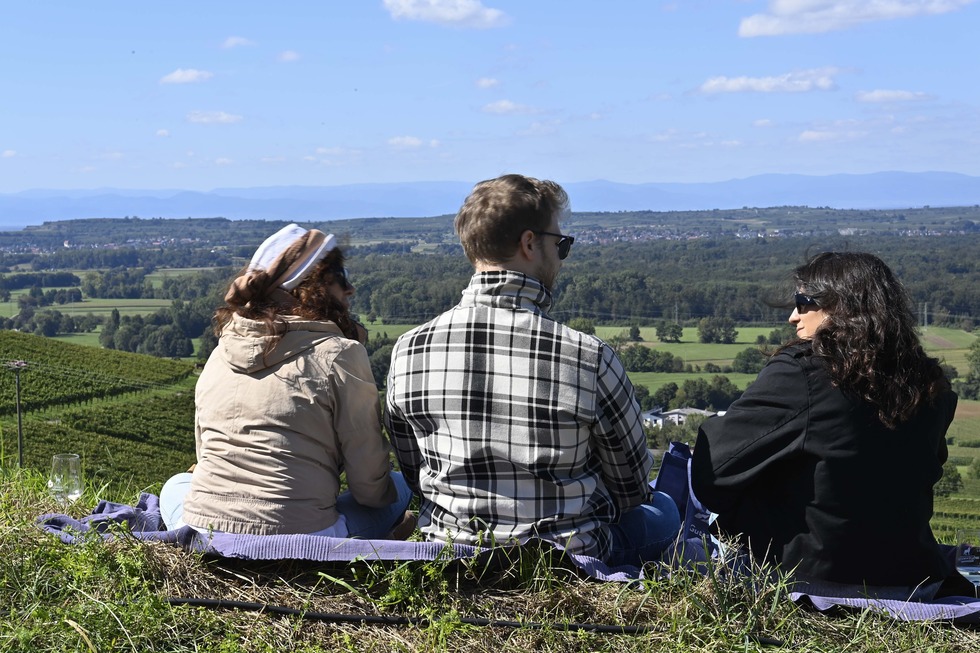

{"left": 516, "top": 229, "right": 535, "bottom": 260}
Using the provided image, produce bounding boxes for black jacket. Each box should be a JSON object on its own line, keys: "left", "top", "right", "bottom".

{"left": 691, "top": 343, "right": 957, "bottom": 587}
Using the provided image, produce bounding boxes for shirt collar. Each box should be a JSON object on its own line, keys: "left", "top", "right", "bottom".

{"left": 461, "top": 270, "right": 554, "bottom": 314}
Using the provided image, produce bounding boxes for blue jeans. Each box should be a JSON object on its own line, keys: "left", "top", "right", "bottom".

{"left": 337, "top": 471, "right": 413, "bottom": 539}
{"left": 159, "top": 471, "right": 413, "bottom": 539}
{"left": 606, "top": 490, "right": 681, "bottom": 567}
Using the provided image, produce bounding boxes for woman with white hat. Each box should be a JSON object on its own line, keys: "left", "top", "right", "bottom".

{"left": 160, "top": 224, "right": 413, "bottom": 540}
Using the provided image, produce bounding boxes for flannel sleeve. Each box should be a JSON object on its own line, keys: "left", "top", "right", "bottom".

{"left": 591, "top": 344, "right": 655, "bottom": 511}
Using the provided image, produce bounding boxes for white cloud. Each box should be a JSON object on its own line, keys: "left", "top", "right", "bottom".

{"left": 700, "top": 67, "right": 840, "bottom": 94}
{"left": 481, "top": 99, "right": 537, "bottom": 114}
{"left": 186, "top": 111, "right": 243, "bottom": 124}
{"left": 261, "top": 156, "right": 286, "bottom": 164}
{"left": 388, "top": 136, "right": 424, "bottom": 149}
{"left": 99, "top": 151, "right": 124, "bottom": 160}
{"left": 753, "top": 119, "right": 775, "bottom": 127}
{"left": 429, "top": 139, "right": 441, "bottom": 148}
{"left": 798, "top": 128, "right": 868, "bottom": 142}
{"left": 518, "top": 120, "right": 559, "bottom": 137}
{"left": 2, "top": 150, "right": 15, "bottom": 158}
{"left": 222, "top": 36, "right": 254, "bottom": 49}
{"left": 476, "top": 77, "right": 499, "bottom": 89}
{"left": 856, "top": 89, "right": 931, "bottom": 102}
{"left": 160, "top": 68, "right": 213, "bottom": 84}
{"left": 650, "top": 128, "right": 680, "bottom": 143}
{"left": 799, "top": 130, "right": 837, "bottom": 142}
{"left": 156, "top": 129, "right": 170, "bottom": 137}
{"left": 214, "top": 158, "right": 233, "bottom": 166}
{"left": 383, "top": 0, "right": 508, "bottom": 28}
{"left": 278, "top": 50, "right": 301, "bottom": 63}
{"left": 739, "top": 0, "right": 976, "bottom": 37}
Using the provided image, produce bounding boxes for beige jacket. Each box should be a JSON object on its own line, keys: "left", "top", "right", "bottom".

{"left": 182, "top": 314, "right": 396, "bottom": 535}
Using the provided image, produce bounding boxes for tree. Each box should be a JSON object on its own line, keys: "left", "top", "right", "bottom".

{"left": 656, "top": 321, "right": 683, "bottom": 343}
{"left": 139, "top": 324, "right": 193, "bottom": 358}
{"left": 969, "top": 458, "right": 980, "bottom": 481}
{"left": 369, "top": 344, "right": 395, "bottom": 389}
{"left": 673, "top": 375, "right": 742, "bottom": 411}
{"left": 567, "top": 317, "right": 596, "bottom": 335}
{"left": 732, "top": 347, "right": 767, "bottom": 374}
{"left": 198, "top": 327, "right": 219, "bottom": 360}
{"left": 628, "top": 324, "right": 642, "bottom": 341}
{"left": 697, "top": 317, "right": 738, "bottom": 344}
{"left": 652, "top": 382, "right": 678, "bottom": 409}
{"left": 768, "top": 324, "right": 796, "bottom": 345}
{"left": 99, "top": 308, "right": 121, "bottom": 348}
{"left": 935, "top": 460, "right": 964, "bottom": 498}
{"left": 968, "top": 337, "right": 980, "bottom": 378}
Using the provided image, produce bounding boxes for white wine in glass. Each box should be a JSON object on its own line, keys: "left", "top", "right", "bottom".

{"left": 48, "top": 453, "right": 83, "bottom": 505}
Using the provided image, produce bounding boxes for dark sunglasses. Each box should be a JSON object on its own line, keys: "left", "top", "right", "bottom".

{"left": 331, "top": 267, "right": 352, "bottom": 291}
{"left": 794, "top": 292, "right": 819, "bottom": 313}
{"left": 533, "top": 231, "right": 575, "bottom": 260}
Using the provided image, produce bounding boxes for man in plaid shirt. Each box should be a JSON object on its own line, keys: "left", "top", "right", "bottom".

{"left": 384, "top": 174, "right": 679, "bottom": 565}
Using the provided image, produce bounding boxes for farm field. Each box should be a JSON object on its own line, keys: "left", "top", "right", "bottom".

{"left": 1, "top": 293, "right": 172, "bottom": 319}
{"left": 144, "top": 266, "right": 229, "bottom": 289}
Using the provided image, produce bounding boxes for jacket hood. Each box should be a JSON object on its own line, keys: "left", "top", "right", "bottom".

{"left": 217, "top": 313, "right": 346, "bottom": 374}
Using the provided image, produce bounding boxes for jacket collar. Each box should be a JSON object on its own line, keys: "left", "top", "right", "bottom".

{"left": 460, "top": 270, "right": 554, "bottom": 314}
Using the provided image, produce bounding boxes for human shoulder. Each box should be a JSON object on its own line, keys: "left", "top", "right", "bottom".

{"left": 759, "top": 341, "right": 815, "bottom": 373}
{"left": 393, "top": 311, "right": 452, "bottom": 346}
{"left": 740, "top": 342, "right": 815, "bottom": 397}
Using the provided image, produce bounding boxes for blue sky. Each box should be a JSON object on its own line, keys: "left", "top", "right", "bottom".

{"left": 2, "top": 0, "right": 978, "bottom": 192}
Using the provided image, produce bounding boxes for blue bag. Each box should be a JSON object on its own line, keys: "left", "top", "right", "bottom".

{"left": 653, "top": 441, "right": 719, "bottom": 557}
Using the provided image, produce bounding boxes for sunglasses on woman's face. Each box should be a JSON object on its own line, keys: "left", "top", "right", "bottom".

{"left": 331, "top": 267, "right": 352, "bottom": 291}
{"left": 795, "top": 292, "right": 819, "bottom": 313}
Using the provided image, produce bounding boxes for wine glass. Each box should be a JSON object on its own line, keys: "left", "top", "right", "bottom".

{"left": 955, "top": 528, "right": 980, "bottom": 588}
{"left": 48, "top": 453, "right": 83, "bottom": 505}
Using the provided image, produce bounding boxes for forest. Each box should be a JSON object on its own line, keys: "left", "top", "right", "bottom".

{"left": 0, "top": 209, "right": 978, "bottom": 387}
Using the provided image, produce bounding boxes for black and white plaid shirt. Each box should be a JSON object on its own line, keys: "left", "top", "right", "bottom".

{"left": 384, "top": 270, "right": 654, "bottom": 559}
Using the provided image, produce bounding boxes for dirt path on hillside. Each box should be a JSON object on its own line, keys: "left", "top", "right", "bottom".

{"left": 922, "top": 334, "right": 957, "bottom": 349}
{"left": 956, "top": 402, "right": 980, "bottom": 419}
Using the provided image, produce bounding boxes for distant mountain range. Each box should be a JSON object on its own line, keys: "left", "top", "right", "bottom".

{"left": 2, "top": 171, "right": 979, "bottom": 229}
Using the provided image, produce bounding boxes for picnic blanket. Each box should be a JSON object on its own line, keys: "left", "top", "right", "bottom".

{"left": 37, "top": 443, "right": 980, "bottom": 624}
{"left": 38, "top": 492, "right": 653, "bottom": 583}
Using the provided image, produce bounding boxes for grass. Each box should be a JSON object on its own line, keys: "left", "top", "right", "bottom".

{"left": 363, "top": 322, "right": 423, "bottom": 341}
{"left": 2, "top": 324, "right": 980, "bottom": 650}
{"left": 5, "top": 469, "right": 980, "bottom": 652}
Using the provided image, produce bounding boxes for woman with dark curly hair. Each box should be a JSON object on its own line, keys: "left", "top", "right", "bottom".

{"left": 692, "top": 251, "right": 966, "bottom": 596}
{"left": 160, "top": 224, "right": 413, "bottom": 540}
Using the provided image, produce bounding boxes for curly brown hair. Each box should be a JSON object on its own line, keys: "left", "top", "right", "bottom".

{"left": 215, "top": 246, "right": 358, "bottom": 342}
{"left": 793, "top": 251, "right": 949, "bottom": 428}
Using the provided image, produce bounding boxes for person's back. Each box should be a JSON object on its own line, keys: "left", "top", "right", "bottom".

{"left": 695, "top": 342, "right": 955, "bottom": 587}
{"left": 161, "top": 224, "right": 412, "bottom": 540}
{"left": 386, "top": 269, "right": 653, "bottom": 557}
{"left": 385, "top": 174, "right": 679, "bottom": 565}
{"left": 692, "top": 251, "right": 965, "bottom": 595}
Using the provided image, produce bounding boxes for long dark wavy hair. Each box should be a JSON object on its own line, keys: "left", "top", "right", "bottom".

{"left": 215, "top": 245, "right": 357, "bottom": 342}
{"left": 793, "top": 251, "right": 948, "bottom": 428}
